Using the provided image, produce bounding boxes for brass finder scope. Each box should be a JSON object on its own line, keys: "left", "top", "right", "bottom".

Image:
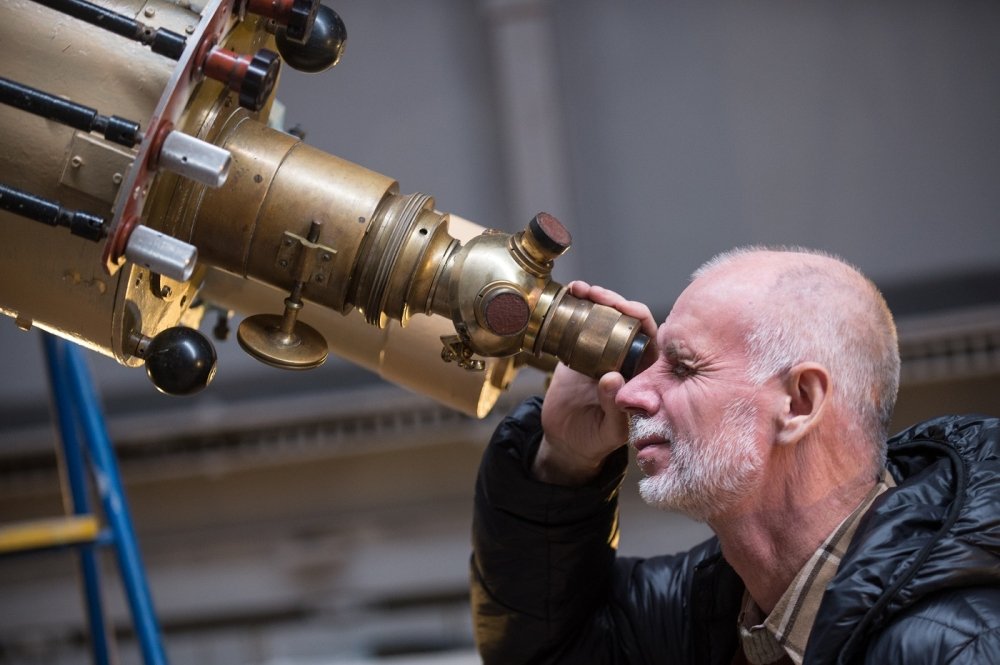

{"left": 0, "top": 0, "right": 649, "bottom": 416}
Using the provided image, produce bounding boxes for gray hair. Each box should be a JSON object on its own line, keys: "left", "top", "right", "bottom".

{"left": 693, "top": 246, "right": 900, "bottom": 473}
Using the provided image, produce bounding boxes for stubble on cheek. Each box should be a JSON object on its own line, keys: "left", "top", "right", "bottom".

{"left": 634, "top": 398, "right": 763, "bottom": 520}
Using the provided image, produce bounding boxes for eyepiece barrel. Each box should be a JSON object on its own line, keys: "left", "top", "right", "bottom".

{"left": 619, "top": 332, "right": 650, "bottom": 380}
{"left": 536, "top": 290, "right": 650, "bottom": 379}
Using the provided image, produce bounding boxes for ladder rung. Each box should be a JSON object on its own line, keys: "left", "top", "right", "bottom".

{"left": 0, "top": 515, "right": 101, "bottom": 554}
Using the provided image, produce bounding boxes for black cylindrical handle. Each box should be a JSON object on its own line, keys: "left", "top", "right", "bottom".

{"left": 34, "top": 0, "right": 142, "bottom": 41}
{"left": 30, "top": 0, "right": 187, "bottom": 60}
{"left": 0, "top": 76, "right": 141, "bottom": 147}
{"left": 0, "top": 182, "right": 106, "bottom": 241}
{"left": 150, "top": 29, "right": 187, "bottom": 60}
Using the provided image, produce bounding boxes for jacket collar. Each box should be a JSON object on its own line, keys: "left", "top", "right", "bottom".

{"left": 803, "top": 415, "right": 1000, "bottom": 664}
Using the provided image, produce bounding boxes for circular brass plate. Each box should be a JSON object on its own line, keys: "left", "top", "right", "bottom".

{"left": 237, "top": 313, "right": 329, "bottom": 369}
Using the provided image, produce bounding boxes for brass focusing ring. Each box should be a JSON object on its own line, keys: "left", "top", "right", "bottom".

{"left": 362, "top": 193, "right": 431, "bottom": 326}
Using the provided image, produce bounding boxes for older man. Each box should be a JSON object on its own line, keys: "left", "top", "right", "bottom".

{"left": 471, "top": 247, "right": 1000, "bottom": 664}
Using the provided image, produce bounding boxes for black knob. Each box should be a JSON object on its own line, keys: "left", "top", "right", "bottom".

{"left": 240, "top": 49, "right": 282, "bottom": 112}
{"left": 144, "top": 327, "right": 217, "bottom": 396}
{"left": 284, "top": 0, "right": 321, "bottom": 43}
{"left": 276, "top": 4, "right": 347, "bottom": 73}
{"left": 246, "top": 0, "right": 319, "bottom": 43}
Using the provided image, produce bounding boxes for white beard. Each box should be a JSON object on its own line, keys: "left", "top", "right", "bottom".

{"left": 631, "top": 397, "right": 763, "bottom": 521}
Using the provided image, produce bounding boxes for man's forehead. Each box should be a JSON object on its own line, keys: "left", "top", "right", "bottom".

{"left": 656, "top": 319, "right": 714, "bottom": 357}
{"left": 660, "top": 286, "right": 752, "bottom": 352}
{"left": 682, "top": 259, "right": 773, "bottom": 311}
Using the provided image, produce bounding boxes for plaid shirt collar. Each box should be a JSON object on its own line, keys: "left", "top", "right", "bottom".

{"left": 737, "top": 470, "right": 895, "bottom": 665}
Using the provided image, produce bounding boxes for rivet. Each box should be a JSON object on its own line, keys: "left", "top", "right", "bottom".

{"left": 143, "top": 7, "right": 155, "bottom": 18}
{"left": 70, "top": 155, "right": 83, "bottom": 168}
{"left": 112, "top": 173, "right": 123, "bottom": 184}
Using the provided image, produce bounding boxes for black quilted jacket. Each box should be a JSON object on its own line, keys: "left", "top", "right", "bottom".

{"left": 471, "top": 397, "right": 1000, "bottom": 664}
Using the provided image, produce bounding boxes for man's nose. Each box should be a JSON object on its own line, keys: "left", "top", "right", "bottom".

{"left": 614, "top": 366, "right": 659, "bottom": 417}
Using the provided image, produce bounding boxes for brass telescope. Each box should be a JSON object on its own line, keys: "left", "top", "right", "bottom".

{"left": 0, "top": 0, "right": 649, "bottom": 417}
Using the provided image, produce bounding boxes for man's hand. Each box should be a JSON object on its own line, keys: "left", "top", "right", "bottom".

{"left": 533, "top": 281, "right": 657, "bottom": 485}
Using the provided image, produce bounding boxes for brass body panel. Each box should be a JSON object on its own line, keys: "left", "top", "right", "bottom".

{"left": 189, "top": 117, "right": 399, "bottom": 315}
{"left": 0, "top": 1, "right": 647, "bottom": 415}
{"left": 0, "top": 0, "right": 199, "bottom": 361}
{"left": 201, "top": 267, "right": 512, "bottom": 418}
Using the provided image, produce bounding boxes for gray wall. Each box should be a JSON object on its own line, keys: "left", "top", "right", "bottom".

{"left": 277, "top": 0, "right": 1000, "bottom": 315}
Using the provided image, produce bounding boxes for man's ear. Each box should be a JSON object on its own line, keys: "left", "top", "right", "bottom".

{"left": 775, "top": 362, "right": 830, "bottom": 446}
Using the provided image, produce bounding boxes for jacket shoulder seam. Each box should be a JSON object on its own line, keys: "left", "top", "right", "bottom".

{"left": 948, "top": 625, "right": 1000, "bottom": 663}
{"left": 888, "top": 611, "right": 979, "bottom": 640}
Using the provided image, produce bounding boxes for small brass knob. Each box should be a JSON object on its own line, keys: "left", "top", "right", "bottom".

{"left": 528, "top": 212, "right": 572, "bottom": 258}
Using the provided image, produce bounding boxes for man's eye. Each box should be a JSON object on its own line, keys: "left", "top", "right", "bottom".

{"left": 672, "top": 362, "right": 695, "bottom": 378}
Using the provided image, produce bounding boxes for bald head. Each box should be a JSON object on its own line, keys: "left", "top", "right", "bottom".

{"left": 691, "top": 247, "right": 900, "bottom": 469}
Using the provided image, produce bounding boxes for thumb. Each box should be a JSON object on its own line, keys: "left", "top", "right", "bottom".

{"left": 597, "top": 372, "right": 628, "bottom": 439}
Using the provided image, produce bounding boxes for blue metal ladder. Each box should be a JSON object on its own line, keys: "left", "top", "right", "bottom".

{"left": 0, "top": 334, "right": 169, "bottom": 665}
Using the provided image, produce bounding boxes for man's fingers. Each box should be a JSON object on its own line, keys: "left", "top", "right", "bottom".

{"left": 589, "top": 287, "right": 657, "bottom": 337}
{"left": 565, "top": 280, "right": 591, "bottom": 298}
{"left": 628, "top": 303, "right": 658, "bottom": 338}
{"left": 585, "top": 284, "right": 625, "bottom": 306}
{"left": 566, "top": 281, "right": 657, "bottom": 339}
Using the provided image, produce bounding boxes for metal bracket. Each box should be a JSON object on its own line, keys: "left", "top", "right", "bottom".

{"left": 440, "top": 334, "right": 485, "bottom": 371}
{"left": 276, "top": 229, "right": 337, "bottom": 287}
{"left": 60, "top": 132, "right": 135, "bottom": 205}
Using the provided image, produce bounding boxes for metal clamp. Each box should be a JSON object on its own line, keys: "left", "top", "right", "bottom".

{"left": 276, "top": 227, "right": 337, "bottom": 287}
{"left": 440, "top": 334, "right": 485, "bottom": 371}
